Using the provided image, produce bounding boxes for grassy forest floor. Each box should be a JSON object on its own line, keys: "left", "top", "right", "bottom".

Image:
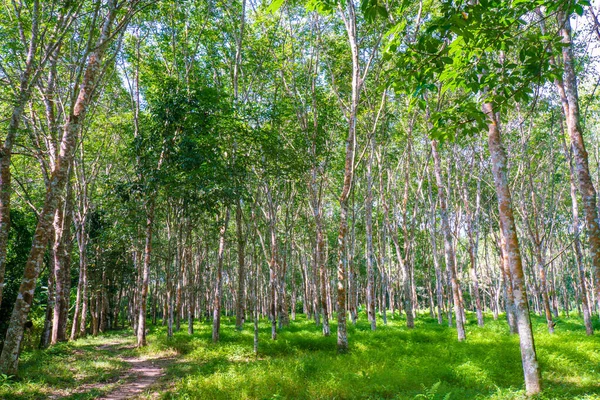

{"left": 1, "top": 312, "right": 599, "bottom": 400}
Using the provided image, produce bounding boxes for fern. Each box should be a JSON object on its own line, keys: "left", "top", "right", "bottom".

{"left": 413, "top": 381, "right": 451, "bottom": 400}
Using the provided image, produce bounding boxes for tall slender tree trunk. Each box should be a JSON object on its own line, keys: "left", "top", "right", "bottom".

{"left": 176, "top": 247, "right": 182, "bottom": 332}
{"left": 335, "top": 0, "right": 365, "bottom": 354}
{"left": 99, "top": 268, "right": 108, "bottom": 333}
{"left": 0, "top": 0, "right": 41, "bottom": 310}
{"left": 71, "top": 220, "right": 87, "bottom": 340}
{"left": 253, "top": 234, "right": 259, "bottom": 355}
{"left": 137, "top": 199, "right": 155, "bottom": 347}
{"left": 166, "top": 249, "right": 174, "bottom": 338}
{"left": 562, "top": 134, "right": 594, "bottom": 335}
{"left": 534, "top": 249, "right": 554, "bottom": 334}
{"left": 318, "top": 217, "right": 330, "bottom": 336}
{"left": 559, "top": 12, "right": 600, "bottom": 315}
{"left": 431, "top": 139, "right": 465, "bottom": 341}
{"left": 186, "top": 241, "right": 194, "bottom": 334}
{"left": 468, "top": 243, "right": 484, "bottom": 327}
{"left": 0, "top": 1, "right": 122, "bottom": 374}
{"left": 484, "top": 102, "right": 541, "bottom": 395}
{"left": 40, "top": 252, "right": 55, "bottom": 349}
{"left": 51, "top": 176, "right": 73, "bottom": 344}
{"left": 268, "top": 212, "right": 278, "bottom": 340}
{"left": 78, "top": 249, "right": 89, "bottom": 337}
{"left": 309, "top": 158, "right": 329, "bottom": 334}
{"left": 365, "top": 136, "right": 376, "bottom": 330}
{"left": 464, "top": 169, "right": 484, "bottom": 327}
{"left": 212, "top": 208, "right": 230, "bottom": 342}
{"left": 235, "top": 201, "right": 246, "bottom": 329}
{"left": 498, "top": 231, "right": 518, "bottom": 334}
{"left": 378, "top": 161, "right": 389, "bottom": 326}
{"left": 428, "top": 174, "right": 444, "bottom": 325}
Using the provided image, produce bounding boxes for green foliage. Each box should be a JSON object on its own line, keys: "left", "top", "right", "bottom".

{"left": 0, "top": 332, "right": 131, "bottom": 399}
{"left": 0, "top": 373, "right": 15, "bottom": 388}
{"left": 1, "top": 314, "right": 600, "bottom": 399}
{"left": 0, "top": 210, "right": 35, "bottom": 344}
{"left": 383, "top": 0, "right": 584, "bottom": 143}
{"left": 414, "top": 381, "right": 451, "bottom": 400}
{"left": 154, "top": 314, "right": 600, "bottom": 399}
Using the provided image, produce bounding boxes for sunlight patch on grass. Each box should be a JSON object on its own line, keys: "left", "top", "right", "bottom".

{"left": 153, "top": 313, "right": 600, "bottom": 399}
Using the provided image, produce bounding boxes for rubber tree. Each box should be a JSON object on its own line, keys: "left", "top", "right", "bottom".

{"left": 0, "top": 0, "right": 136, "bottom": 374}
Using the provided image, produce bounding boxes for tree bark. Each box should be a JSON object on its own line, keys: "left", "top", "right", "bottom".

{"left": 39, "top": 250, "right": 55, "bottom": 349}
{"left": 562, "top": 133, "right": 594, "bottom": 335}
{"left": 365, "top": 135, "right": 376, "bottom": 330}
{"left": 431, "top": 139, "right": 465, "bottom": 341}
{"left": 0, "top": 1, "right": 122, "bottom": 374}
{"left": 137, "top": 199, "right": 155, "bottom": 347}
{"left": 70, "top": 219, "right": 87, "bottom": 340}
{"left": 51, "top": 176, "right": 73, "bottom": 344}
{"left": 212, "top": 207, "right": 230, "bottom": 342}
{"left": 559, "top": 11, "right": 600, "bottom": 316}
{"left": 235, "top": 200, "right": 246, "bottom": 329}
{"left": 0, "top": 0, "right": 41, "bottom": 310}
{"left": 484, "top": 102, "right": 541, "bottom": 395}
{"left": 427, "top": 171, "right": 444, "bottom": 325}
{"left": 463, "top": 167, "right": 484, "bottom": 327}
{"left": 335, "top": 0, "right": 365, "bottom": 354}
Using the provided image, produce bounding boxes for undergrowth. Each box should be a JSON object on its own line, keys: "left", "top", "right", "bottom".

{"left": 1, "top": 312, "right": 599, "bottom": 399}
{"left": 149, "top": 312, "right": 600, "bottom": 399}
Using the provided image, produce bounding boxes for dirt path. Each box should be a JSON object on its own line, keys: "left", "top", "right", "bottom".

{"left": 97, "top": 357, "right": 166, "bottom": 400}
{"left": 88, "top": 340, "right": 173, "bottom": 400}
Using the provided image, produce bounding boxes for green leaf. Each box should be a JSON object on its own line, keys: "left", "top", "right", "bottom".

{"left": 267, "top": 0, "right": 285, "bottom": 14}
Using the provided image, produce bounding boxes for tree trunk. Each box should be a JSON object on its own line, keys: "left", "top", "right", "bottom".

{"left": 235, "top": 200, "right": 246, "bottom": 329}
{"left": 498, "top": 231, "right": 518, "bottom": 334}
{"left": 0, "top": 0, "right": 41, "bottom": 310}
{"left": 365, "top": 135, "right": 376, "bottom": 330}
{"left": 534, "top": 250, "right": 554, "bottom": 334}
{"left": 428, "top": 175, "right": 444, "bottom": 325}
{"left": 484, "top": 102, "right": 541, "bottom": 395}
{"left": 431, "top": 139, "right": 465, "bottom": 341}
{"left": 317, "top": 216, "right": 330, "bottom": 336}
{"left": 78, "top": 252, "right": 89, "bottom": 337}
{"left": 212, "top": 207, "right": 230, "bottom": 342}
{"left": 0, "top": 2, "right": 121, "bottom": 373}
{"left": 51, "top": 178, "right": 73, "bottom": 344}
{"left": 563, "top": 133, "right": 594, "bottom": 335}
{"left": 335, "top": 0, "right": 363, "bottom": 354}
{"left": 464, "top": 170, "right": 484, "bottom": 327}
{"left": 71, "top": 221, "right": 87, "bottom": 340}
{"left": 39, "top": 252, "right": 55, "bottom": 349}
{"left": 137, "top": 199, "right": 155, "bottom": 347}
{"left": 559, "top": 12, "right": 600, "bottom": 316}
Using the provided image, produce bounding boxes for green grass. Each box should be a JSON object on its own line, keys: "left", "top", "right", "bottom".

{"left": 149, "top": 312, "right": 600, "bottom": 400}
{"left": 0, "top": 331, "right": 132, "bottom": 399}
{"left": 1, "top": 313, "right": 599, "bottom": 399}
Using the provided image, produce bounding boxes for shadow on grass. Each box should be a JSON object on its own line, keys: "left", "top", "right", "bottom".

{"left": 3, "top": 313, "right": 599, "bottom": 399}
{"left": 154, "top": 313, "right": 600, "bottom": 400}
{"left": 0, "top": 333, "right": 132, "bottom": 400}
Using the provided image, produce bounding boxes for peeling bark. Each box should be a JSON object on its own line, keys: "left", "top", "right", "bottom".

{"left": 0, "top": 0, "right": 126, "bottom": 374}
{"left": 431, "top": 139, "right": 465, "bottom": 341}
{"left": 559, "top": 12, "right": 600, "bottom": 316}
{"left": 0, "top": 0, "right": 41, "bottom": 310}
{"left": 484, "top": 102, "right": 541, "bottom": 395}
